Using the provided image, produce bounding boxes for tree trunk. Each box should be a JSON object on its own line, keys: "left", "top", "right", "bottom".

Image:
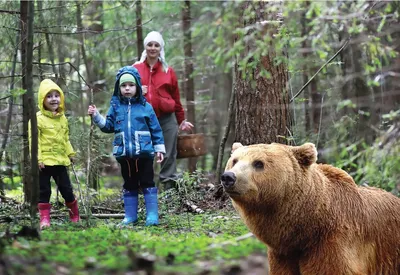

{"left": 20, "top": 0, "right": 31, "bottom": 203}
{"left": 75, "top": 1, "right": 87, "bottom": 133}
{"left": 83, "top": 1, "right": 104, "bottom": 190}
{"left": 339, "top": 2, "right": 376, "bottom": 145}
{"left": 301, "top": 2, "right": 311, "bottom": 134}
{"left": 56, "top": 1, "right": 67, "bottom": 90}
{"left": 36, "top": 0, "right": 56, "bottom": 79}
{"left": 21, "top": 0, "right": 39, "bottom": 212}
{"left": 0, "top": 28, "right": 19, "bottom": 195}
{"left": 310, "top": 76, "right": 321, "bottom": 134}
{"left": 136, "top": 0, "right": 144, "bottom": 61}
{"left": 182, "top": 0, "right": 197, "bottom": 172}
{"left": 234, "top": 2, "right": 290, "bottom": 145}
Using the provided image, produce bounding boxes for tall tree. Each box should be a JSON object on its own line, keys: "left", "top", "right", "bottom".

{"left": 234, "top": 2, "right": 290, "bottom": 145}
{"left": 136, "top": 0, "right": 144, "bottom": 61}
{"left": 20, "top": 0, "right": 39, "bottom": 213}
{"left": 182, "top": 0, "right": 196, "bottom": 171}
{"left": 0, "top": 28, "right": 19, "bottom": 195}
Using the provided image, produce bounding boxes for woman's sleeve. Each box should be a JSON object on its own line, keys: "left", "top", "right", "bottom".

{"left": 169, "top": 68, "right": 185, "bottom": 125}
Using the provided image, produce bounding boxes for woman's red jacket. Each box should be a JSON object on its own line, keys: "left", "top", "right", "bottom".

{"left": 133, "top": 61, "right": 185, "bottom": 125}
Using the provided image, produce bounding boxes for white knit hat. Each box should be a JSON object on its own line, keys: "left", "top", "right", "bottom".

{"left": 139, "top": 31, "right": 168, "bottom": 73}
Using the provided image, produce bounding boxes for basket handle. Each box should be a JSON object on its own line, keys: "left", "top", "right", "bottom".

{"left": 179, "top": 120, "right": 195, "bottom": 134}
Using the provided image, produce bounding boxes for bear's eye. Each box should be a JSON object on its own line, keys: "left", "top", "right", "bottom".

{"left": 232, "top": 159, "right": 238, "bottom": 166}
{"left": 252, "top": 160, "right": 264, "bottom": 170}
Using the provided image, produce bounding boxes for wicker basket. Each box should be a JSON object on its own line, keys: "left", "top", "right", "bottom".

{"left": 177, "top": 133, "right": 207, "bottom": 159}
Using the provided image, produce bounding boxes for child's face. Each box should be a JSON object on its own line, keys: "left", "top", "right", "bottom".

{"left": 43, "top": 90, "right": 61, "bottom": 112}
{"left": 145, "top": 41, "right": 161, "bottom": 59}
{"left": 120, "top": 82, "right": 137, "bottom": 98}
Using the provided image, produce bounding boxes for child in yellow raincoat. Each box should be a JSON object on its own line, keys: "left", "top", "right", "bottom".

{"left": 29, "top": 79, "right": 80, "bottom": 229}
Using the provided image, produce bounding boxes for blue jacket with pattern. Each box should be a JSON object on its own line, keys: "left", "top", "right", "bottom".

{"left": 92, "top": 66, "right": 165, "bottom": 159}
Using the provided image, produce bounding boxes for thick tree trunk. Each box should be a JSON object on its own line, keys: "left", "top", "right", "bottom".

{"left": 26, "top": 0, "right": 38, "bottom": 217}
{"left": 20, "top": 0, "right": 31, "bottom": 204}
{"left": 234, "top": 2, "right": 289, "bottom": 145}
{"left": 21, "top": 0, "right": 39, "bottom": 211}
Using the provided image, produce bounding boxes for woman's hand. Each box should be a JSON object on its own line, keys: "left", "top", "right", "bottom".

{"left": 156, "top": 152, "right": 164, "bottom": 163}
{"left": 87, "top": 105, "right": 97, "bottom": 116}
{"left": 179, "top": 120, "right": 194, "bottom": 131}
{"left": 39, "top": 162, "right": 45, "bottom": 170}
{"left": 142, "top": 85, "right": 148, "bottom": 95}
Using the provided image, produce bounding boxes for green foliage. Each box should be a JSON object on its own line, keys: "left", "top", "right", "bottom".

{"left": 9, "top": 88, "right": 26, "bottom": 97}
{"left": 175, "top": 170, "right": 207, "bottom": 194}
{"left": 193, "top": 1, "right": 287, "bottom": 82}
{"left": 324, "top": 111, "right": 400, "bottom": 194}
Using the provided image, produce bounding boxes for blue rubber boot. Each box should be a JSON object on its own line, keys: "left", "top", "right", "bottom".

{"left": 120, "top": 190, "right": 138, "bottom": 226}
{"left": 143, "top": 187, "right": 159, "bottom": 226}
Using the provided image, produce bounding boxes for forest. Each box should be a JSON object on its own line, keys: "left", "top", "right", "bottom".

{"left": 0, "top": 0, "right": 399, "bottom": 274}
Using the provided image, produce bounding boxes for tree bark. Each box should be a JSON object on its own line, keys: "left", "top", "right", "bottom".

{"left": 56, "top": 1, "right": 67, "bottom": 90}
{"left": 182, "top": 0, "right": 197, "bottom": 172}
{"left": 0, "top": 28, "right": 19, "bottom": 195}
{"left": 26, "top": 0, "right": 39, "bottom": 217}
{"left": 234, "top": 2, "right": 290, "bottom": 145}
{"left": 21, "top": 0, "right": 39, "bottom": 212}
{"left": 216, "top": 71, "right": 236, "bottom": 182}
{"left": 20, "top": 0, "right": 31, "bottom": 204}
{"left": 136, "top": 0, "right": 144, "bottom": 61}
{"left": 37, "top": 0, "right": 57, "bottom": 79}
{"left": 301, "top": 1, "right": 311, "bottom": 134}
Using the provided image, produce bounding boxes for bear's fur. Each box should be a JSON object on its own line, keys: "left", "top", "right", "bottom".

{"left": 221, "top": 142, "right": 400, "bottom": 275}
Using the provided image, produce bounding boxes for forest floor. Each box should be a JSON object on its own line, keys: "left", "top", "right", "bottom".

{"left": 0, "top": 181, "right": 269, "bottom": 274}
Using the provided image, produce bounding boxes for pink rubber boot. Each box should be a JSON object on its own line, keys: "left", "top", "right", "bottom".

{"left": 66, "top": 200, "right": 80, "bottom": 222}
{"left": 38, "top": 203, "right": 51, "bottom": 229}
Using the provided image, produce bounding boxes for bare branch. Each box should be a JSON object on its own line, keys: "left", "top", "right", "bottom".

{"left": 0, "top": 9, "right": 20, "bottom": 15}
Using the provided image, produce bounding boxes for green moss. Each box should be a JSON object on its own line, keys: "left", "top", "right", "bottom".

{"left": 2, "top": 210, "right": 266, "bottom": 274}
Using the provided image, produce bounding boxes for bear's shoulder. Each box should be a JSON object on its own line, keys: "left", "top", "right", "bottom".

{"left": 317, "top": 163, "right": 357, "bottom": 186}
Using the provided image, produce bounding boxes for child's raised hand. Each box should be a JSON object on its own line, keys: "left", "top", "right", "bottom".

{"left": 87, "top": 105, "right": 97, "bottom": 116}
{"left": 156, "top": 152, "right": 164, "bottom": 163}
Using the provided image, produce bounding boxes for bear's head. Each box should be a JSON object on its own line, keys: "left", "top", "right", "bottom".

{"left": 221, "top": 142, "right": 318, "bottom": 206}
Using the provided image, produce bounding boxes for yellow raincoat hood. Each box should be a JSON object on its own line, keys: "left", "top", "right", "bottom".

{"left": 38, "top": 79, "right": 65, "bottom": 116}
{"left": 29, "top": 79, "right": 75, "bottom": 166}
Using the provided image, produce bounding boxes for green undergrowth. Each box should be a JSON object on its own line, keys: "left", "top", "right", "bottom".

{"left": 1, "top": 211, "right": 266, "bottom": 274}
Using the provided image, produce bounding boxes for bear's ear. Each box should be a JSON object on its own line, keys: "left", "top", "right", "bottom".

{"left": 231, "top": 142, "right": 243, "bottom": 153}
{"left": 292, "top": 143, "right": 317, "bottom": 167}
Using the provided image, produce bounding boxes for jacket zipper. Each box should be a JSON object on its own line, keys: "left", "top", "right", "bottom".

{"left": 148, "top": 66, "right": 153, "bottom": 104}
{"left": 127, "top": 100, "right": 132, "bottom": 157}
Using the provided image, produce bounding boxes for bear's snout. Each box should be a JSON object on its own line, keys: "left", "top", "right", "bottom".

{"left": 221, "top": 171, "right": 236, "bottom": 188}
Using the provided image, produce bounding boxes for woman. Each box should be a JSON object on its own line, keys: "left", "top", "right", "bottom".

{"left": 134, "top": 31, "right": 193, "bottom": 190}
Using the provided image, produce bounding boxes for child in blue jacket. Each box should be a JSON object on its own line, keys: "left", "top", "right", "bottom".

{"left": 88, "top": 66, "right": 165, "bottom": 226}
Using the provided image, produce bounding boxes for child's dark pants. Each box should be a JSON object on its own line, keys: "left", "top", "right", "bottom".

{"left": 39, "top": 165, "right": 75, "bottom": 203}
{"left": 118, "top": 158, "right": 155, "bottom": 191}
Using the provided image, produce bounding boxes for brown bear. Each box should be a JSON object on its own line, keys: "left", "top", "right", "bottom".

{"left": 221, "top": 142, "right": 400, "bottom": 275}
